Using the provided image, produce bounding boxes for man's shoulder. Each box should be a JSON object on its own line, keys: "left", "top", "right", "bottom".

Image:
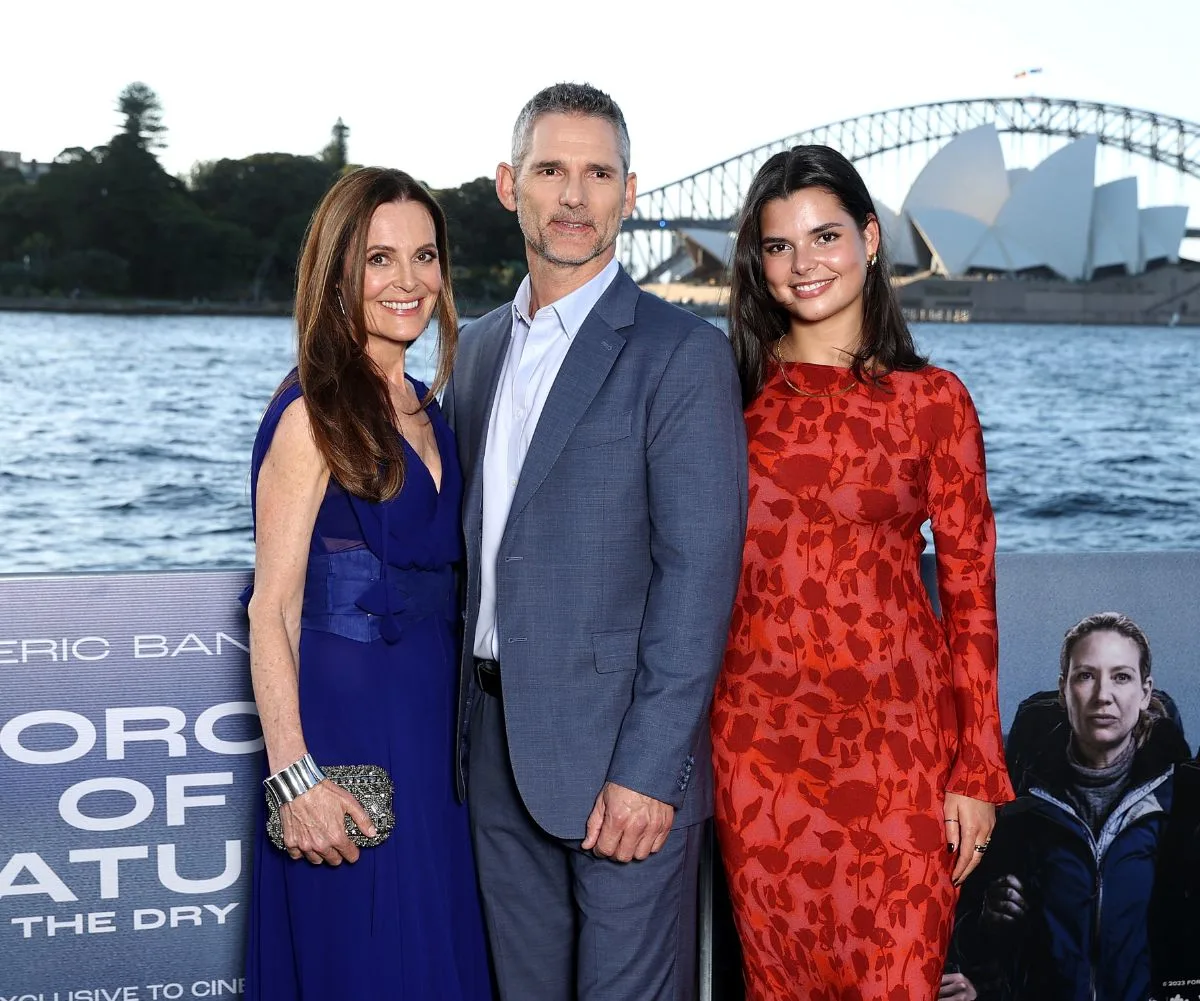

{"left": 631, "top": 286, "right": 719, "bottom": 333}
{"left": 460, "top": 302, "right": 511, "bottom": 343}
{"left": 455, "top": 303, "right": 512, "bottom": 367}
{"left": 625, "top": 286, "right": 727, "bottom": 358}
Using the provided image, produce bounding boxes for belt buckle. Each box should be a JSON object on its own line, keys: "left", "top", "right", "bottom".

{"left": 475, "top": 659, "right": 500, "bottom": 697}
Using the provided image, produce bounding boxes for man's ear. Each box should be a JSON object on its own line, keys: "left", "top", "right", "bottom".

{"left": 496, "top": 163, "right": 518, "bottom": 213}
{"left": 622, "top": 171, "right": 637, "bottom": 220}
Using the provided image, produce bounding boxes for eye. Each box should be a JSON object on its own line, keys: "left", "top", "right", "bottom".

{"left": 539, "top": 167, "right": 558, "bottom": 177}
{"left": 415, "top": 250, "right": 438, "bottom": 264}
{"left": 816, "top": 232, "right": 839, "bottom": 246}
{"left": 369, "top": 253, "right": 388, "bottom": 266}
{"left": 1112, "top": 671, "right": 1133, "bottom": 684}
{"left": 1072, "top": 670, "right": 1093, "bottom": 682}
{"left": 762, "top": 242, "right": 790, "bottom": 255}
{"left": 593, "top": 170, "right": 611, "bottom": 180}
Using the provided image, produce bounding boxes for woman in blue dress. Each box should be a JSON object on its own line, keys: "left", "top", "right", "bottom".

{"left": 243, "top": 167, "right": 491, "bottom": 999}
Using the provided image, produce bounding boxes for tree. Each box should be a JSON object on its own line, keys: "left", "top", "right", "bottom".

{"left": 55, "top": 146, "right": 101, "bottom": 165}
{"left": 191, "top": 153, "right": 338, "bottom": 300}
{"left": 435, "top": 176, "right": 527, "bottom": 307}
{"left": 436, "top": 176, "right": 525, "bottom": 269}
{"left": 322, "top": 118, "right": 349, "bottom": 171}
{"left": 49, "top": 249, "right": 130, "bottom": 295}
{"left": 117, "top": 82, "right": 167, "bottom": 150}
{"left": 0, "top": 82, "right": 543, "bottom": 306}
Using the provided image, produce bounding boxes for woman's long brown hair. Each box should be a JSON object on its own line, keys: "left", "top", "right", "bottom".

{"left": 292, "top": 167, "right": 457, "bottom": 501}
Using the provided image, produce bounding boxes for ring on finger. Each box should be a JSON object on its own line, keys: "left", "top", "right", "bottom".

{"left": 973, "top": 842, "right": 989, "bottom": 853}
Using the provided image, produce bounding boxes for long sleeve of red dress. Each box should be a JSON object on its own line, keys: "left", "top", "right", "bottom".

{"left": 924, "top": 373, "right": 1013, "bottom": 803}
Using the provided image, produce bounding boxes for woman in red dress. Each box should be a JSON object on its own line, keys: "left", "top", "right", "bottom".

{"left": 712, "top": 145, "right": 1014, "bottom": 1001}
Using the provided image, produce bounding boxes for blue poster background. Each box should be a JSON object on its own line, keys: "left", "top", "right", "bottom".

{"left": 0, "top": 569, "right": 257, "bottom": 1000}
{"left": 920, "top": 551, "right": 1200, "bottom": 739}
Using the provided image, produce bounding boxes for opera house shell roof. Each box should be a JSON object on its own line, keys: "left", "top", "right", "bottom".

{"left": 883, "top": 125, "right": 1188, "bottom": 280}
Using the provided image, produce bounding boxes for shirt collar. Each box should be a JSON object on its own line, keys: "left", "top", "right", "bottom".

{"left": 510, "top": 258, "right": 621, "bottom": 340}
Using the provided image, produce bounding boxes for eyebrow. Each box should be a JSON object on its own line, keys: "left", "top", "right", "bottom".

{"left": 529, "top": 158, "right": 619, "bottom": 174}
{"left": 760, "top": 221, "right": 845, "bottom": 244}
{"left": 366, "top": 243, "right": 437, "bottom": 254}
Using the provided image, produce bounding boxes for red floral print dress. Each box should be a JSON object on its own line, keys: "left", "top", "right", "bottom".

{"left": 712, "top": 362, "right": 1014, "bottom": 1001}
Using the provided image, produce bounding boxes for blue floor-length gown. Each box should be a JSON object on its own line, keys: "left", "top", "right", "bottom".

{"left": 243, "top": 371, "right": 491, "bottom": 1000}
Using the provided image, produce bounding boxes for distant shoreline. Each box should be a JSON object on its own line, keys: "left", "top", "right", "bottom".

{"left": 4, "top": 270, "right": 1198, "bottom": 326}
{"left": 0, "top": 294, "right": 728, "bottom": 321}
{"left": 0, "top": 295, "right": 527, "bottom": 319}
{"left": 0, "top": 295, "right": 295, "bottom": 317}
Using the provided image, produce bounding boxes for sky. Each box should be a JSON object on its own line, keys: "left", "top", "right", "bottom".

{"left": 4, "top": 0, "right": 1199, "bottom": 218}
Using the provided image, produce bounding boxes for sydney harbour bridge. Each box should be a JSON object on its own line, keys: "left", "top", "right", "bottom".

{"left": 617, "top": 97, "right": 1200, "bottom": 281}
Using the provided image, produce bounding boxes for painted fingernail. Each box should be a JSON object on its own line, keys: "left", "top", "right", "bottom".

{"left": 948, "top": 843, "right": 957, "bottom": 853}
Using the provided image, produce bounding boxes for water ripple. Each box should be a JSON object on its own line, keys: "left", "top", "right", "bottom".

{"left": 0, "top": 313, "right": 1196, "bottom": 572}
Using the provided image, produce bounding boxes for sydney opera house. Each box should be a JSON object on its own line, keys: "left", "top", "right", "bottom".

{"left": 660, "top": 124, "right": 1197, "bottom": 324}
{"left": 875, "top": 124, "right": 1189, "bottom": 280}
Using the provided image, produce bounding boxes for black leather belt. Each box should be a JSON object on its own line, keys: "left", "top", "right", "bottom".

{"left": 474, "top": 658, "right": 502, "bottom": 698}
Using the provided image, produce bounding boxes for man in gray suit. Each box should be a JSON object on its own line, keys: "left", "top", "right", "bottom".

{"left": 443, "top": 82, "right": 747, "bottom": 1001}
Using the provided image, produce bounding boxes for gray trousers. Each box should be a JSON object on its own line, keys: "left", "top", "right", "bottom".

{"left": 467, "top": 689, "right": 701, "bottom": 1001}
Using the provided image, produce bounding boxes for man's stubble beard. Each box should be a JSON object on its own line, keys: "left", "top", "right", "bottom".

{"left": 516, "top": 198, "right": 617, "bottom": 270}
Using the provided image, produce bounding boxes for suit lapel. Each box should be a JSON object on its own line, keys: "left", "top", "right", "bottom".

{"left": 502, "top": 271, "right": 640, "bottom": 534}
{"left": 463, "top": 311, "right": 512, "bottom": 547}
{"left": 503, "top": 317, "right": 626, "bottom": 535}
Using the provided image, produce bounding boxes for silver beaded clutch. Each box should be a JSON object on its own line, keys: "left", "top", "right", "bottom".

{"left": 265, "top": 764, "right": 395, "bottom": 851}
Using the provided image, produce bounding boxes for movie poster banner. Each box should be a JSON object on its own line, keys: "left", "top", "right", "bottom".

{"left": 0, "top": 570, "right": 257, "bottom": 1001}
{"left": 3, "top": 556, "right": 1199, "bottom": 1000}
{"left": 942, "top": 552, "right": 1200, "bottom": 1001}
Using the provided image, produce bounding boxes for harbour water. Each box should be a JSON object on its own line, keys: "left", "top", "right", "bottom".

{"left": 0, "top": 311, "right": 1197, "bottom": 574}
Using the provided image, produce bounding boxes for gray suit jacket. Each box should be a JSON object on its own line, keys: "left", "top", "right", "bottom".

{"left": 443, "top": 267, "right": 747, "bottom": 839}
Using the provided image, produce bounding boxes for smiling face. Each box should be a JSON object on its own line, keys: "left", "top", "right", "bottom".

{"left": 497, "top": 112, "right": 636, "bottom": 275}
{"left": 355, "top": 199, "right": 442, "bottom": 357}
{"left": 759, "top": 187, "right": 879, "bottom": 342}
{"left": 1060, "top": 630, "right": 1153, "bottom": 767}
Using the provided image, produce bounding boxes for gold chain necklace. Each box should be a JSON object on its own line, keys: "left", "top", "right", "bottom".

{"left": 772, "top": 344, "right": 860, "bottom": 399}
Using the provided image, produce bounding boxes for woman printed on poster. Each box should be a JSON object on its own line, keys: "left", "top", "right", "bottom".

{"left": 952, "top": 611, "right": 1193, "bottom": 1001}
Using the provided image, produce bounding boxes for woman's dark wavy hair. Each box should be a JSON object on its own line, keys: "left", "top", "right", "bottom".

{"left": 286, "top": 166, "right": 457, "bottom": 502}
{"left": 729, "top": 144, "right": 926, "bottom": 406}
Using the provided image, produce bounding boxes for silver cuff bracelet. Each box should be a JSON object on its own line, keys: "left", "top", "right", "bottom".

{"left": 263, "top": 753, "right": 326, "bottom": 804}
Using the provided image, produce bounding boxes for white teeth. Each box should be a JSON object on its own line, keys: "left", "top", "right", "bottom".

{"left": 381, "top": 300, "right": 420, "bottom": 312}
{"left": 793, "top": 280, "right": 831, "bottom": 293}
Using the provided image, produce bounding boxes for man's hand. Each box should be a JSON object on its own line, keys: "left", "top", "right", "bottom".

{"left": 938, "top": 972, "right": 977, "bottom": 1000}
{"left": 944, "top": 791, "right": 996, "bottom": 886}
{"left": 281, "top": 780, "right": 376, "bottom": 866}
{"left": 982, "top": 874, "right": 1029, "bottom": 926}
{"left": 581, "top": 781, "right": 674, "bottom": 862}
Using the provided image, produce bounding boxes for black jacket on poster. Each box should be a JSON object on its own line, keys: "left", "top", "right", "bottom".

{"left": 1149, "top": 757, "right": 1200, "bottom": 995}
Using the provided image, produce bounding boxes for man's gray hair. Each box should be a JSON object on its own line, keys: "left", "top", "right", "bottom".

{"left": 511, "top": 82, "right": 630, "bottom": 177}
